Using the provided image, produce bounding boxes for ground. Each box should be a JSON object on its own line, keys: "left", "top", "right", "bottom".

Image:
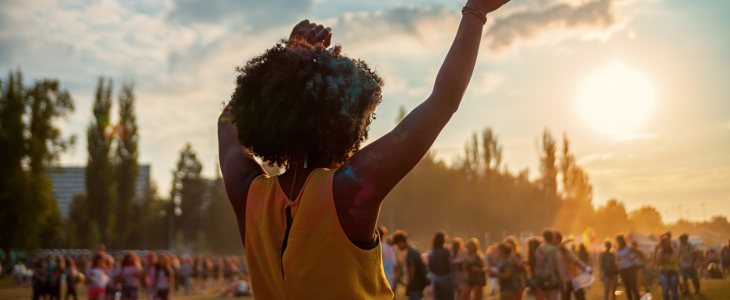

{"left": 1, "top": 276, "right": 729, "bottom": 300}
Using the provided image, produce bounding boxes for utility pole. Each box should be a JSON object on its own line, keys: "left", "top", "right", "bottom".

{"left": 702, "top": 203, "right": 706, "bottom": 221}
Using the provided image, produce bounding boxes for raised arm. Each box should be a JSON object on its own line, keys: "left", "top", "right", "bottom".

{"left": 334, "top": 0, "right": 510, "bottom": 242}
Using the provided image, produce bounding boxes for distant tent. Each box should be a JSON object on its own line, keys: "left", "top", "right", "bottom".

{"left": 626, "top": 233, "right": 658, "bottom": 252}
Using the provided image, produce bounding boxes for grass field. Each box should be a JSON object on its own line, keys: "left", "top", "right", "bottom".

{"left": 2, "top": 276, "right": 729, "bottom": 300}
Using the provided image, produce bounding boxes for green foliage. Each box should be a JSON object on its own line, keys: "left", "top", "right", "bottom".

{"left": 629, "top": 205, "right": 664, "bottom": 234}
{"left": 87, "top": 221, "right": 101, "bottom": 249}
{"left": 0, "top": 69, "right": 73, "bottom": 254}
{"left": 171, "top": 143, "right": 205, "bottom": 246}
{"left": 204, "top": 177, "right": 244, "bottom": 254}
{"left": 86, "top": 77, "right": 116, "bottom": 244}
{"left": 115, "top": 82, "right": 139, "bottom": 246}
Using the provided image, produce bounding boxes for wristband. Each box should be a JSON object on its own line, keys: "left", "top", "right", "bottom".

{"left": 462, "top": 6, "right": 487, "bottom": 25}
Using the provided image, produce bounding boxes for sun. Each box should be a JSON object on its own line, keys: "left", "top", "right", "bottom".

{"left": 577, "top": 64, "right": 656, "bottom": 135}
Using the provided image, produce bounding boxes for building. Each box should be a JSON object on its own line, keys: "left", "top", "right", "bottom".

{"left": 49, "top": 165, "right": 150, "bottom": 218}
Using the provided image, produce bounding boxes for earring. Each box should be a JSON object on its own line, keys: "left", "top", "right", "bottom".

{"left": 286, "top": 156, "right": 290, "bottom": 170}
{"left": 304, "top": 155, "right": 308, "bottom": 169}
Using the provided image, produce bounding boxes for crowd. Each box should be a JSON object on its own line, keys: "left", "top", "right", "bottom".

{"left": 8, "top": 244, "right": 251, "bottom": 300}
{"left": 3, "top": 229, "right": 729, "bottom": 300}
{"left": 377, "top": 227, "right": 730, "bottom": 300}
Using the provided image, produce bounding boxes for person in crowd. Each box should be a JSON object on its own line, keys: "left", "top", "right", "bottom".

{"left": 577, "top": 244, "right": 590, "bottom": 266}
{"left": 217, "top": 0, "right": 511, "bottom": 297}
{"left": 599, "top": 240, "right": 618, "bottom": 300}
{"left": 656, "top": 237, "right": 680, "bottom": 300}
{"left": 459, "top": 238, "right": 487, "bottom": 300}
{"left": 202, "top": 257, "right": 213, "bottom": 293}
{"left": 525, "top": 237, "right": 542, "bottom": 300}
{"left": 616, "top": 234, "right": 640, "bottom": 300}
{"left": 488, "top": 242, "right": 517, "bottom": 300}
{"left": 43, "top": 255, "right": 57, "bottom": 300}
{"left": 153, "top": 254, "right": 175, "bottom": 300}
{"left": 534, "top": 230, "right": 564, "bottom": 300}
{"left": 486, "top": 244, "right": 500, "bottom": 296}
{"left": 721, "top": 239, "right": 730, "bottom": 275}
{"left": 707, "top": 263, "right": 723, "bottom": 279}
{"left": 217, "top": 274, "right": 251, "bottom": 298}
{"left": 119, "top": 251, "right": 143, "bottom": 300}
{"left": 144, "top": 252, "right": 158, "bottom": 300}
{"left": 49, "top": 255, "right": 65, "bottom": 300}
{"left": 504, "top": 236, "right": 526, "bottom": 300}
{"left": 32, "top": 260, "right": 47, "bottom": 300}
{"left": 677, "top": 233, "right": 700, "bottom": 295}
{"left": 553, "top": 231, "right": 590, "bottom": 300}
{"left": 193, "top": 256, "right": 203, "bottom": 293}
{"left": 87, "top": 254, "right": 109, "bottom": 300}
{"left": 170, "top": 255, "right": 181, "bottom": 292}
{"left": 450, "top": 238, "right": 466, "bottom": 300}
{"left": 105, "top": 257, "right": 118, "bottom": 300}
{"left": 180, "top": 255, "right": 193, "bottom": 294}
{"left": 428, "top": 230, "right": 454, "bottom": 300}
{"left": 379, "top": 226, "right": 398, "bottom": 290}
{"left": 393, "top": 231, "right": 429, "bottom": 300}
{"left": 65, "top": 257, "right": 80, "bottom": 300}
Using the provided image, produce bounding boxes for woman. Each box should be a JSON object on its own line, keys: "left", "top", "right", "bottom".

{"left": 489, "top": 242, "right": 517, "bottom": 300}
{"left": 428, "top": 230, "right": 454, "bottom": 300}
{"left": 599, "top": 241, "right": 618, "bottom": 300}
{"left": 505, "top": 236, "right": 526, "bottom": 300}
{"left": 578, "top": 244, "right": 590, "bottom": 266}
{"left": 32, "top": 260, "right": 47, "bottom": 300}
{"left": 144, "top": 252, "right": 158, "bottom": 300}
{"left": 451, "top": 238, "right": 466, "bottom": 299}
{"left": 630, "top": 241, "right": 647, "bottom": 293}
{"left": 119, "top": 251, "right": 143, "bottom": 300}
{"left": 656, "top": 237, "right": 679, "bottom": 300}
{"left": 50, "top": 256, "right": 65, "bottom": 300}
{"left": 87, "top": 254, "right": 109, "bottom": 300}
{"left": 217, "top": 0, "right": 510, "bottom": 297}
{"left": 486, "top": 244, "right": 500, "bottom": 296}
{"left": 65, "top": 257, "right": 79, "bottom": 300}
{"left": 525, "top": 237, "right": 542, "bottom": 300}
{"left": 554, "top": 231, "right": 590, "bottom": 300}
{"left": 153, "top": 254, "right": 175, "bottom": 300}
{"left": 616, "top": 234, "right": 640, "bottom": 300}
{"left": 459, "top": 238, "right": 487, "bottom": 300}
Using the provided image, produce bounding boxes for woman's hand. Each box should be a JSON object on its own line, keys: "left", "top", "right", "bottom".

{"left": 289, "top": 19, "right": 332, "bottom": 47}
{"left": 466, "top": 0, "right": 510, "bottom": 14}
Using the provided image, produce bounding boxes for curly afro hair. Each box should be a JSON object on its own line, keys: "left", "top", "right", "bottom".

{"left": 230, "top": 38, "right": 384, "bottom": 167}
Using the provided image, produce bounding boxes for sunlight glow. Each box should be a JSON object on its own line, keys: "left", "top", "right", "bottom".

{"left": 577, "top": 64, "right": 656, "bottom": 135}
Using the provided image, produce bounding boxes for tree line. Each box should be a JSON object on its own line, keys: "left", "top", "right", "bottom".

{"left": 379, "top": 108, "right": 730, "bottom": 248}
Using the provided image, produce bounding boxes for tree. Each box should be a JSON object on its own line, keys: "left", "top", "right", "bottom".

{"left": 0, "top": 70, "right": 74, "bottom": 255}
{"left": 204, "top": 175, "right": 244, "bottom": 253}
{"left": 556, "top": 133, "right": 594, "bottom": 234}
{"left": 27, "top": 79, "right": 75, "bottom": 248}
{"left": 115, "top": 82, "right": 139, "bottom": 246}
{"left": 86, "top": 77, "right": 115, "bottom": 244}
{"left": 539, "top": 128, "right": 558, "bottom": 198}
{"left": 170, "top": 143, "right": 205, "bottom": 247}
{"left": 628, "top": 205, "right": 664, "bottom": 234}
{"left": 594, "top": 199, "right": 631, "bottom": 237}
{"left": 0, "top": 70, "right": 32, "bottom": 257}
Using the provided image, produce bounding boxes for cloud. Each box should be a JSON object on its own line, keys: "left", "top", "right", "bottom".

{"left": 331, "top": 5, "right": 458, "bottom": 53}
{"left": 473, "top": 73, "right": 506, "bottom": 95}
{"left": 484, "top": 0, "right": 621, "bottom": 52}
{"left": 166, "top": 0, "right": 312, "bottom": 31}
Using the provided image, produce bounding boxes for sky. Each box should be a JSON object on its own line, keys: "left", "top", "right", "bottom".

{"left": 2, "top": 0, "right": 728, "bottom": 223}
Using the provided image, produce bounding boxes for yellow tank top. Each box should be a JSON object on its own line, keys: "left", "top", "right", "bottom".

{"left": 244, "top": 168, "right": 393, "bottom": 300}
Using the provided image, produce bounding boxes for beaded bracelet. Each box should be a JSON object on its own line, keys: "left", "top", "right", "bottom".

{"left": 462, "top": 6, "right": 487, "bottom": 24}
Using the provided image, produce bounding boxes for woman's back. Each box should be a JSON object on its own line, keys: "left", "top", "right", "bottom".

{"left": 599, "top": 251, "right": 618, "bottom": 277}
{"left": 243, "top": 168, "right": 392, "bottom": 300}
